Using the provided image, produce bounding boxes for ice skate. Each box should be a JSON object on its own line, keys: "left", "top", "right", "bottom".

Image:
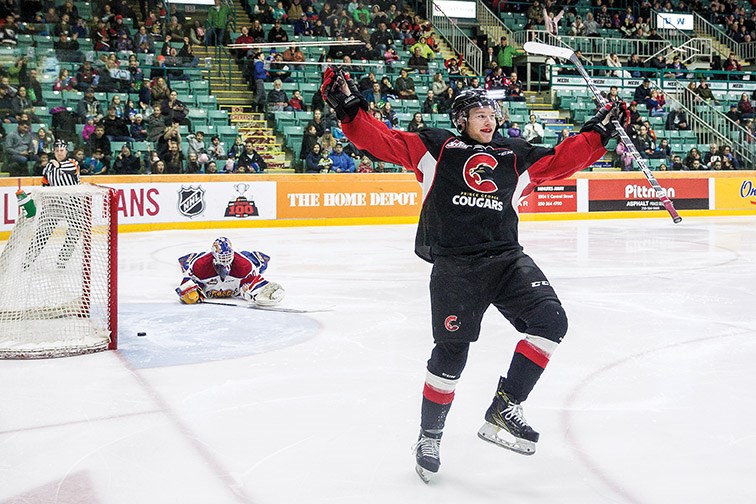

{"left": 477, "top": 392, "right": 539, "bottom": 455}
{"left": 412, "top": 430, "right": 441, "bottom": 483}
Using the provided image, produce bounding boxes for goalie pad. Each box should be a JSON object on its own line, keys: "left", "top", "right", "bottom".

{"left": 244, "top": 281, "right": 285, "bottom": 307}
{"left": 176, "top": 279, "right": 203, "bottom": 304}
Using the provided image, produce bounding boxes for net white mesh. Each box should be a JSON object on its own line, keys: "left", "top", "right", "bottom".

{"left": 0, "top": 184, "right": 116, "bottom": 359}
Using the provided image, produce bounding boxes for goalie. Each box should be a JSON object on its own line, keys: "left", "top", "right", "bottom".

{"left": 176, "top": 237, "right": 285, "bottom": 307}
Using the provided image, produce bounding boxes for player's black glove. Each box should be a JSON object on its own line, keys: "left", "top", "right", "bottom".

{"left": 580, "top": 101, "right": 630, "bottom": 146}
{"left": 320, "top": 67, "right": 368, "bottom": 123}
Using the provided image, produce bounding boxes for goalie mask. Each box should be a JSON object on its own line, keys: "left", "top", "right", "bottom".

{"left": 450, "top": 89, "right": 503, "bottom": 136}
{"left": 212, "top": 237, "right": 234, "bottom": 279}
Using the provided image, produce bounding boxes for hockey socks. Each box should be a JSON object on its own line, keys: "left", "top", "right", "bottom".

{"left": 420, "top": 371, "right": 458, "bottom": 432}
{"left": 501, "top": 335, "right": 557, "bottom": 402}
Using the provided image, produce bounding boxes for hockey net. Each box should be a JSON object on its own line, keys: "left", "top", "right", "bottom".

{"left": 0, "top": 184, "right": 118, "bottom": 359}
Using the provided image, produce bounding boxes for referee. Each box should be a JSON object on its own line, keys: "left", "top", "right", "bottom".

{"left": 42, "top": 139, "right": 81, "bottom": 187}
{"left": 23, "top": 140, "right": 84, "bottom": 270}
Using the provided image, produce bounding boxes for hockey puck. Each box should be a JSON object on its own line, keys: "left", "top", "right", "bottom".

{"left": 137, "top": 332, "right": 147, "bottom": 337}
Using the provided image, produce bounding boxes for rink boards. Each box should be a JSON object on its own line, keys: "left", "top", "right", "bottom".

{"left": 2, "top": 171, "right": 756, "bottom": 237}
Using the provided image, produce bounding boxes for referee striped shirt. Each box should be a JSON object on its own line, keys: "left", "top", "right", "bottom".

{"left": 42, "top": 158, "right": 81, "bottom": 186}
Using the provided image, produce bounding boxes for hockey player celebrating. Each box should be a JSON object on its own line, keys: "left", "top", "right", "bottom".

{"left": 320, "top": 67, "right": 627, "bottom": 482}
{"left": 176, "top": 237, "right": 285, "bottom": 307}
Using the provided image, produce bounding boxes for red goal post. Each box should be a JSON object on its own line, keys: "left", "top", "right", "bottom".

{"left": 0, "top": 184, "right": 118, "bottom": 359}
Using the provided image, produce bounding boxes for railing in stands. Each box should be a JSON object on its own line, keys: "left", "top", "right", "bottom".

{"left": 691, "top": 11, "right": 756, "bottom": 62}
{"left": 476, "top": 0, "right": 512, "bottom": 46}
{"left": 426, "top": 1, "right": 483, "bottom": 76}
{"left": 669, "top": 87, "right": 754, "bottom": 168}
{"left": 511, "top": 29, "right": 673, "bottom": 62}
{"left": 647, "top": 9, "right": 713, "bottom": 65}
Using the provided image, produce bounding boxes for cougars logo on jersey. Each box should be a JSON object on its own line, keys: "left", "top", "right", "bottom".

{"left": 462, "top": 153, "right": 499, "bottom": 193}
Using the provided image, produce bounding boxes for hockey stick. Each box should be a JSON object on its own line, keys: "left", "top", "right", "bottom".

{"left": 201, "top": 300, "right": 334, "bottom": 314}
{"left": 523, "top": 41, "right": 683, "bottom": 224}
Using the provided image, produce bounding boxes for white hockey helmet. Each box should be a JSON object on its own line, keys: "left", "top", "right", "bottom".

{"left": 212, "top": 237, "right": 234, "bottom": 267}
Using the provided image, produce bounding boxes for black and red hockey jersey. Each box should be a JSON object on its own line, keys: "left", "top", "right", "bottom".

{"left": 342, "top": 109, "right": 606, "bottom": 262}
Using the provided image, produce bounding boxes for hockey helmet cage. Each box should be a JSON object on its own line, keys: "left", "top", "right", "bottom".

{"left": 450, "top": 89, "right": 502, "bottom": 133}
{"left": 211, "top": 237, "right": 234, "bottom": 267}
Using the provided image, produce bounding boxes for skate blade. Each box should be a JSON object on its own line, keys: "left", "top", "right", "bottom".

{"left": 415, "top": 464, "right": 434, "bottom": 484}
{"left": 477, "top": 422, "right": 536, "bottom": 456}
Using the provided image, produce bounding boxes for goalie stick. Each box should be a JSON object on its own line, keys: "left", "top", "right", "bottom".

{"left": 523, "top": 41, "right": 683, "bottom": 224}
{"left": 200, "top": 300, "right": 334, "bottom": 314}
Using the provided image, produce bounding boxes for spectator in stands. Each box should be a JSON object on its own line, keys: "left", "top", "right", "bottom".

{"left": 665, "top": 108, "right": 689, "bottom": 130}
{"left": 10, "top": 86, "right": 37, "bottom": 123}
{"left": 438, "top": 86, "right": 456, "bottom": 114}
{"left": 695, "top": 79, "right": 718, "bottom": 103}
{"left": 626, "top": 53, "right": 643, "bottom": 78}
{"left": 494, "top": 36, "right": 518, "bottom": 75}
{"left": 431, "top": 72, "right": 449, "bottom": 97}
{"left": 445, "top": 55, "right": 462, "bottom": 78}
{"left": 300, "top": 124, "right": 319, "bottom": 165}
{"left": 282, "top": 44, "right": 305, "bottom": 70}
{"left": 652, "top": 138, "right": 671, "bottom": 161}
{"left": 267, "top": 19, "right": 289, "bottom": 43}
{"left": 670, "top": 154, "right": 684, "bottom": 171}
{"left": 633, "top": 79, "right": 652, "bottom": 105}
{"left": 268, "top": 53, "right": 293, "bottom": 83}
{"left": 632, "top": 124, "right": 655, "bottom": 158}
{"left": 381, "top": 102, "right": 399, "bottom": 127}
{"left": 205, "top": 160, "right": 218, "bottom": 173}
{"left": 683, "top": 147, "right": 701, "bottom": 170}
{"left": 145, "top": 107, "right": 166, "bottom": 142}
{"left": 304, "top": 142, "right": 323, "bottom": 173}
{"left": 724, "top": 53, "right": 742, "bottom": 78}
{"left": 4, "top": 120, "right": 36, "bottom": 175}
{"left": 162, "top": 140, "right": 185, "bottom": 173}
{"left": 129, "top": 113, "right": 147, "bottom": 141}
{"left": 113, "top": 144, "right": 141, "bottom": 174}
{"left": 32, "top": 126, "right": 55, "bottom": 156}
{"left": 484, "top": 66, "right": 508, "bottom": 91}
{"left": 395, "top": 68, "right": 417, "bottom": 100}
{"left": 737, "top": 92, "right": 754, "bottom": 119}
{"left": 81, "top": 116, "right": 96, "bottom": 142}
{"left": 254, "top": 0, "right": 275, "bottom": 24}
{"left": 667, "top": 55, "right": 688, "bottom": 79}
{"left": 86, "top": 123, "right": 112, "bottom": 167}
{"left": 54, "top": 30, "right": 83, "bottom": 64}
{"left": 361, "top": 82, "right": 383, "bottom": 106}
{"left": 271, "top": 0, "right": 287, "bottom": 21}
{"left": 570, "top": 15, "right": 586, "bottom": 36}
{"left": 75, "top": 60, "right": 99, "bottom": 92}
{"left": 237, "top": 139, "right": 267, "bottom": 173}
{"left": 703, "top": 143, "right": 722, "bottom": 168}
{"left": 289, "top": 89, "right": 305, "bottom": 111}
{"left": 82, "top": 148, "right": 107, "bottom": 175}
{"left": 329, "top": 142, "right": 356, "bottom": 173}
{"left": 161, "top": 90, "right": 191, "bottom": 125}
{"left": 156, "top": 122, "right": 182, "bottom": 160}
{"left": 379, "top": 76, "right": 398, "bottom": 101}
{"left": 725, "top": 103, "right": 741, "bottom": 125}
{"left": 266, "top": 79, "right": 291, "bottom": 112}
{"left": 103, "top": 106, "right": 133, "bottom": 142}
{"left": 186, "top": 130, "right": 208, "bottom": 166}
{"left": 206, "top": 0, "right": 231, "bottom": 46}
{"left": 52, "top": 69, "right": 77, "bottom": 91}
{"left": 422, "top": 90, "right": 439, "bottom": 114}
{"left": 507, "top": 122, "right": 522, "bottom": 139}
{"left": 185, "top": 152, "right": 203, "bottom": 173}
{"left": 110, "top": 95, "right": 126, "bottom": 118}
{"left": 151, "top": 158, "right": 166, "bottom": 174}
{"left": 19, "top": 68, "right": 44, "bottom": 106}
{"left": 0, "top": 14, "right": 18, "bottom": 46}
{"left": 207, "top": 135, "right": 226, "bottom": 163}
{"left": 583, "top": 12, "right": 601, "bottom": 37}
{"left": 251, "top": 51, "right": 267, "bottom": 113}
{"left": 306, "top": 109, "right": 326, "bottom": 137}
{"left": 407, "top": 112, "right": 426, "bottom": 132}
{"left": 408, "top": 46, "right": 430, "bottom": 74}
{"left": 178, "top": 38, "right": 199, "bottom": 68}
{"left": 133, "top": 25, "right": 155, "bottom": 54}
{"left": 523, "top": 114, "right": 545, "bottom": 144}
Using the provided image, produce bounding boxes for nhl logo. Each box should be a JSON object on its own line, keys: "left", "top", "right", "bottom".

{"left": 224, "top": 183, "right": 259, "bottom": 218}
{"left": 177, "top": 185, "right": 206, "bottom": 218}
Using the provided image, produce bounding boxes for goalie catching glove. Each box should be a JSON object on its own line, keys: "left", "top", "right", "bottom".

{"left": 243, "top": 281, "right": 286, "bottom": 307}
{"left": 320, "top": 67, "right": 367, "bottom": 123}
{"left": 580, "top": 101, "right": 630, "bottom": 146}
{"left": 176, "top": 279, "right": 203, "bottom": 304}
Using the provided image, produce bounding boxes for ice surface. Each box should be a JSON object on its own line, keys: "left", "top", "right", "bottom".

{"left": 1, "top": 217, "right": 755, "bottom": 503}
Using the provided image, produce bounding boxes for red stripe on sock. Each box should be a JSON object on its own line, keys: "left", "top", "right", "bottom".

{"left": 423, "top": 383, "right": 455, "bottom": 405}
{"left": 515, "top": 340, "right": 550, "bottom": 369}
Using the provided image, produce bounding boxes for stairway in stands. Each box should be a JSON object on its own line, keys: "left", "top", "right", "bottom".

{"left": 194, "top": 11, "right": 287, "bottom": 171}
